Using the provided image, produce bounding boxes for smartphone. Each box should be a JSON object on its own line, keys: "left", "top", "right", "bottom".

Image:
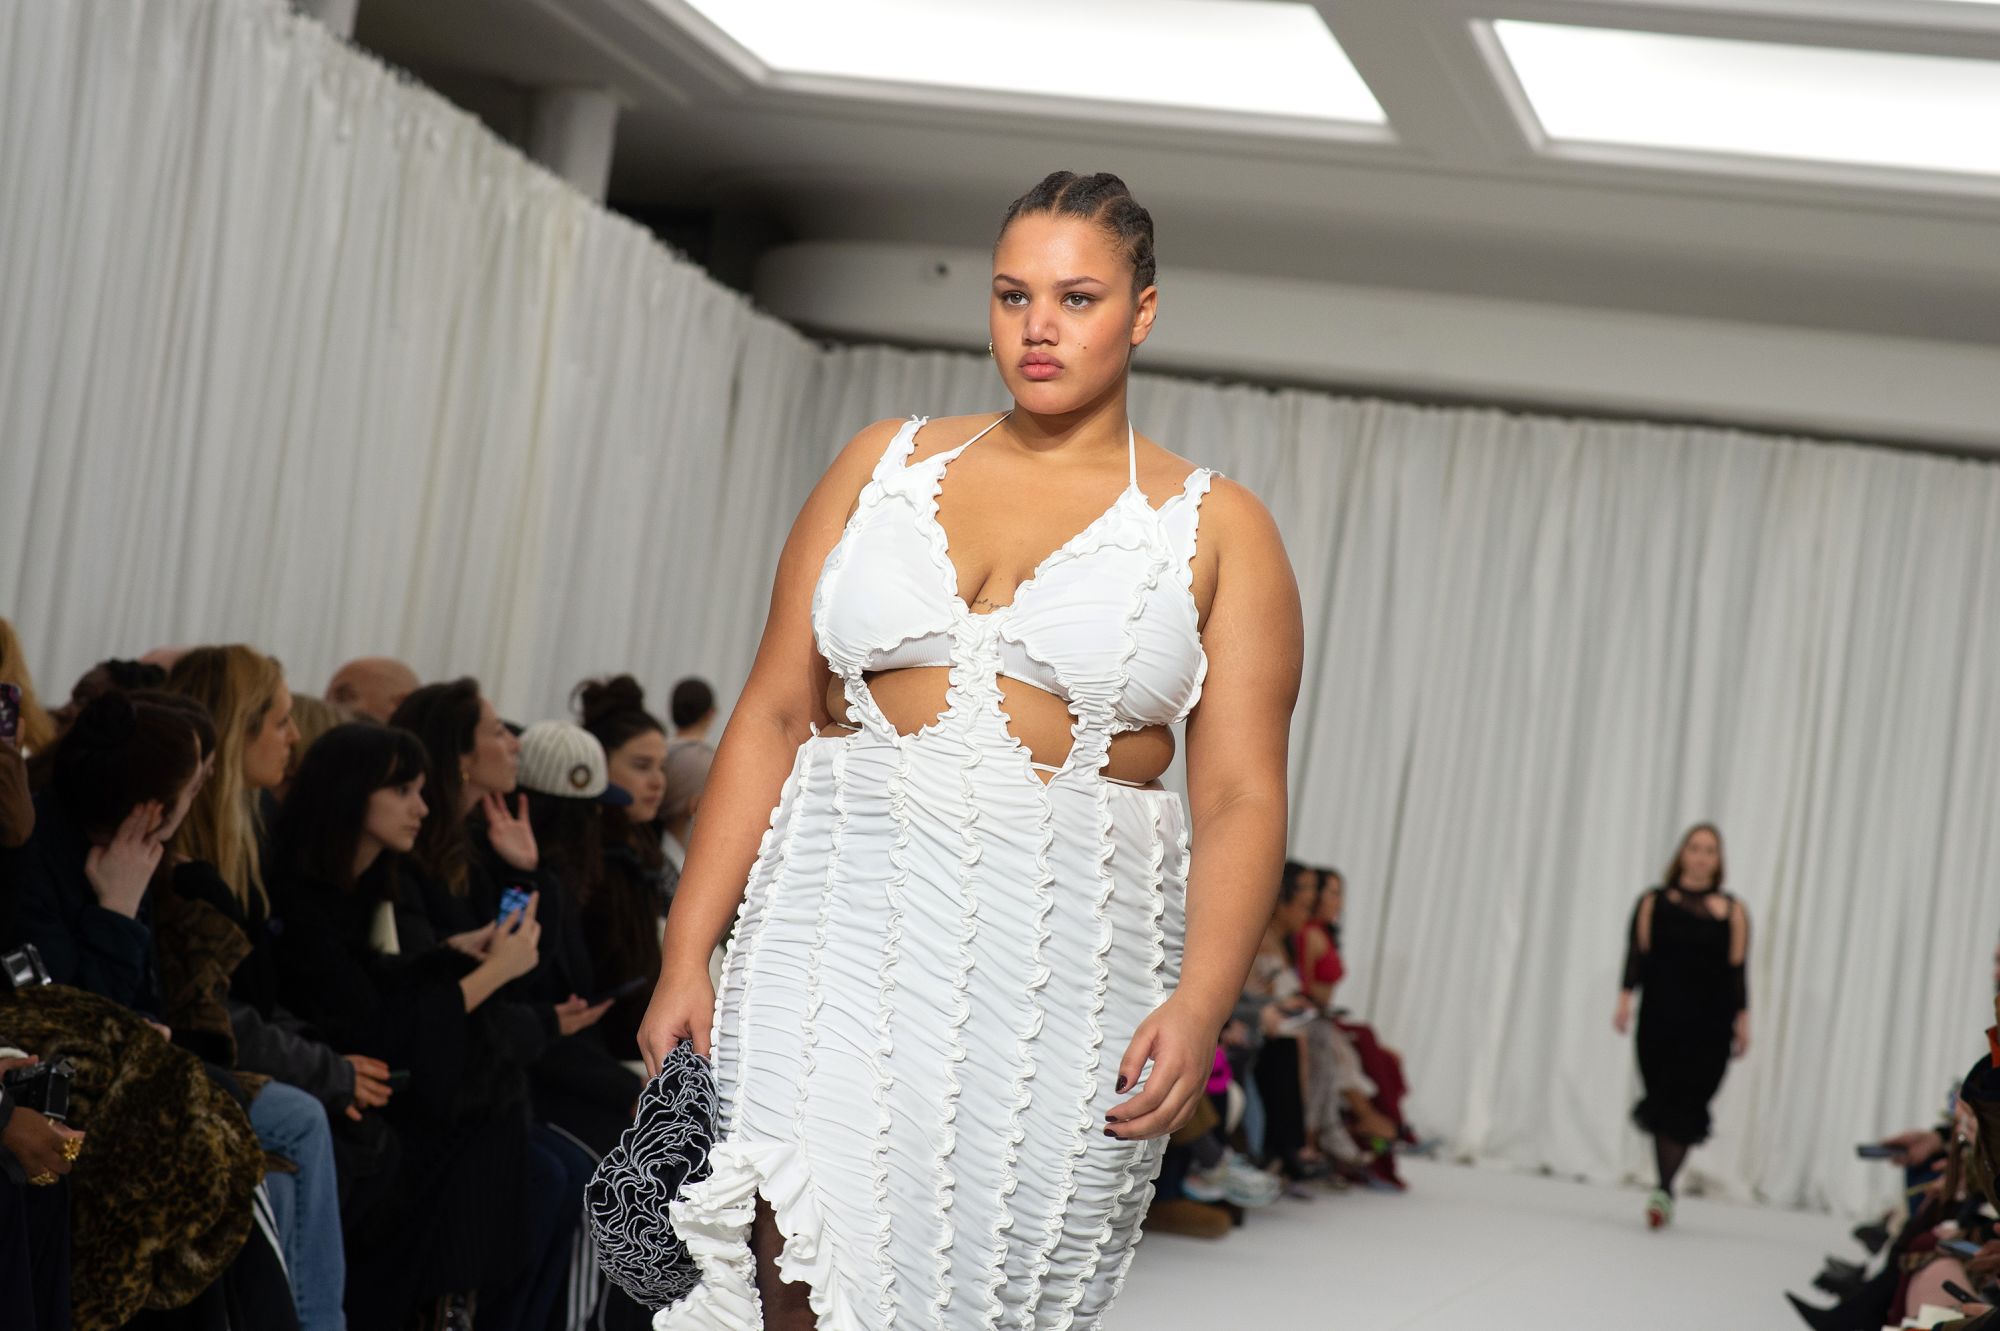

{"left": 1943, "top": 1279, "right": 1982, "bottom": 1306}
{"left": 1855, "top": 1143, "right": 1901, "bottom": 1160}
{"left": 591, "top": 975, "right": 651, "bottom": 1005}
{"left": 496, "top": 885, "right": 533, "bottom": 926}
{"left": 384, "top": 1069, "right": 413, "bottom": 1091}
{"left": 1940, "top": 1238, "right": 1983, "bottom": 1261}
{"left": 0, "top": 683, "right": 19, "bottom": 747}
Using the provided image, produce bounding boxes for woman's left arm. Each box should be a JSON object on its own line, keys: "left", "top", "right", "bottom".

{"left": 1109, "top": 478, "right": 1302, "bottom": 1140}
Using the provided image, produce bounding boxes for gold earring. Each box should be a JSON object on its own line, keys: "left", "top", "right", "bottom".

{"left": 987, "top": 341, "right": 994, "bottom": 359}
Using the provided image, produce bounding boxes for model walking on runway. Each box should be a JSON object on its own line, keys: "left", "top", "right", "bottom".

{"left": 635, "top": 171, "right": 1303, "bottom": 1329}
{"left": 1615, "top": 823, "right": 1751, "bottom": 1230}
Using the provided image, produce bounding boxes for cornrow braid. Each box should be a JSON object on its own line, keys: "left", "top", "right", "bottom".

{"left": 997, "top": 171, "right": 1156, "bottom": 294}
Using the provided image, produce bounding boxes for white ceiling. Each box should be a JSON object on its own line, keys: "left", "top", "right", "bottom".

{"left": 353, "top": 0, "right": 2000, "bottom": 351}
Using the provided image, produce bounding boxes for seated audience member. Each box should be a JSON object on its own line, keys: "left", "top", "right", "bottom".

{"left": 2, "top": 693, "right": 282, "bottom": 1328}
{"left": 662, "top": 677, "right": 715, "bottom": 873}
{"left": 1235, "top": 869, "right": 1319, "bottom": 1182}
{"left": 12, "top": 693, "right": 204, "bottom": 1009}
{"left": 325, "top": 657, "right": 420, "bottom": 725}
{"left": 513, "top": 720, "right": 641, "bottom": 1152}
{"left": 1293, "top": 865, "right": 1405, "bottom": 1188}
{"left": 158, "top": 650, "right": 352, "bottom": 1330}
{"left": 268, "top": 722, "right": 546, "bottom": 1331}
{"left": 390, "top": 681, "right": 597, "bottom": 1331}
{"left": 575, "top": 677, "right": 671, "bottom": 1059}
{"left": 0, "top": 619, "right": 58, "bottom": 758}
{"left": 44, "top": 658, "right": 167, "bottom": 736}
{"left": 270, "top": 693, "right": 347, "bottom": 810}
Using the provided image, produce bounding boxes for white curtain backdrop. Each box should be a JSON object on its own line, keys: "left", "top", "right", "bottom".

{"left": 7, "top": 0, "right": 2000, "bottom": 1215}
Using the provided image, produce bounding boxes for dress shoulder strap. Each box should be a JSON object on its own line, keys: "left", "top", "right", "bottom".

{"left": 869, "top": 416, "right": 928, "bottom": 482}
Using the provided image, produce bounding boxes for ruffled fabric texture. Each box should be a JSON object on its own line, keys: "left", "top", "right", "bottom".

{"left": 668, "top": 415, "right": 1206, "bottom": 1327}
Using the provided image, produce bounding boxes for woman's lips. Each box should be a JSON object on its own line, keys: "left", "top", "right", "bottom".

{"left": 1020, "top": 360, "right": 1062, "bottom": 381}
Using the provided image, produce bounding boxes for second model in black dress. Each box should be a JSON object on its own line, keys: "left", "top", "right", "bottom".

{"left": 1623, "top": 884, "right": 1746, "bottom": 1146}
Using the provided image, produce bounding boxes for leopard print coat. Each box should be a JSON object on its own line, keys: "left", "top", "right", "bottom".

{"left": 0, "top": 982, "right": 265, "bottom": 1329}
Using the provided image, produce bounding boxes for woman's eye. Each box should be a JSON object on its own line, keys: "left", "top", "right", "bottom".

{"left": 1000, "top": 291, "right": 1026, "bottom": 306}
{"left": 1063, "top": 293, "right": 1092, "bottom": 308}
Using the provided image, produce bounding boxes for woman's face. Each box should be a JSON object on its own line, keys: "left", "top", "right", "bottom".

{"left": 608, "top": 730, "right": 669, "bottom": 824}
{"left": 1679, "top": 829, "right": 1721, "bottom": 886}
{"left": 363, "top": 772, "right": 428, "bottom": 854}
{"left": 1315, "top": 874, "right": 1345, "bottom": 925}
{"left": 989, "top": 213, "right": 1155, "bottom": 415}
{"left": 1275, "top": 888, "right": 1314, "bottom": 934}
{"left": 243, "top": 679, "right": 298, "bottom": 791}
{"left": 463, "top": 696, "right": 519, "bottom": 801}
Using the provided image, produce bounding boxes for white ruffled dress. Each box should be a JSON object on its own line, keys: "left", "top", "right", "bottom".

{"left": 662, "top": 416, "right": 1214, "bottom": 1330}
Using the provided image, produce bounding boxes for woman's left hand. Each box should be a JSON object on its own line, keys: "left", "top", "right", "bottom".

{"left": 484, "top": 792, "right": 539, "bottom": 872}
{"left": 1106, "top": 996, "right": 1217, "bottom": 1141}
{"left": 1732, "top": 1012, "right": 1750, "bottom": 1059}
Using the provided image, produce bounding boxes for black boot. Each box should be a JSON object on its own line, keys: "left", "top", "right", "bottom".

{"left": 1852, "top": 1217, "right": 1891, "bottom": 1254}
{"left": 1813, "top": 1256, "right": 1866, "bottom": 1298}
{"left": 1786, "top": 1292, "right": 1854, "bottom": 1331}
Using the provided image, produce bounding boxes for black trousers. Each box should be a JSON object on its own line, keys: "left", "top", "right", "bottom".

{"left": 1254, "top": 1035, "right": 1307, "bottom": 1168}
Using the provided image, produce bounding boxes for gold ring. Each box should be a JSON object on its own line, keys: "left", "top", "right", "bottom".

{"left": 27, "top": 1171, "right": 57, "bottom": 1187}
{"left": 59, "top": 1138, "right": 82, "bottom": 1163}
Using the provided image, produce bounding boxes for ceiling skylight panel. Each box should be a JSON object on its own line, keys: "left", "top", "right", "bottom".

{"left": 1492, "top": 21, "right": 2000, "bottom": 177}
{"left": 671, "top": 0, "right": 1386, "bottom": 124}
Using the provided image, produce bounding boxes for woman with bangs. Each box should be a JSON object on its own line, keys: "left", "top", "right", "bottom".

{"left": 269, "top": 723, "right": 545, "bottom": 1331}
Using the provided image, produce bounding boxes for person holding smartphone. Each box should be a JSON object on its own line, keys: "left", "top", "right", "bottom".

{"left": 269, "top": 722, "right": 551, "bottom": 1331}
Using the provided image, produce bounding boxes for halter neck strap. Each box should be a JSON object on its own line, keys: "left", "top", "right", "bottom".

{"left": 961, "top": 413, "right": 1137, "bottom": 485}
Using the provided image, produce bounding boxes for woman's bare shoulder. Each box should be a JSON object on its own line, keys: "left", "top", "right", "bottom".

{"left": 1194, "top": 474, "right": 1286, "bottom": 562}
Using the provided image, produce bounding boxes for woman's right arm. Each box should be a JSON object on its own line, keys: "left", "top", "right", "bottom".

{"left": 641, "top": 421, "right": 904, "bottom": 1073}
{"left": 1614, "top": 889, "right": 1653, "bottom": 1034}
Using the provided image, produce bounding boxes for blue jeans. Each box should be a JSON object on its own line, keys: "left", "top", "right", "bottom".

{"left": 250, "top": 1081, "right": 347, "bottom": 1331}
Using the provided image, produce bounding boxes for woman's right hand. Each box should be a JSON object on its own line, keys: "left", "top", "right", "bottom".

{"left": 1612, "top": 992, "right": 1633, "bottom": 1036}
{"left": 638, "top": 971, "right": 716, "bottom": 1076}
{"left": 85, "top": 801, "right": 166, "bottom": 917}
{"left": 482, "top": 892, "right": 541, "bottom": 983}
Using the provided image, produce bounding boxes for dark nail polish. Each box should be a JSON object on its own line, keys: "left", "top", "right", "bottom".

{"left": 1115, "top": 1075, "right": 1128, "bottom": 1093}
{"left": 1103, "top": 1127, "right": 1117, "bottom": 1138}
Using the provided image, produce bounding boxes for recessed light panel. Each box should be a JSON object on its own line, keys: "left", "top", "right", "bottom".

{"left": 673, "top": 0, "right": 1386, "bottom": 124}
{"left": 1493, "top": 20, "right": 2000, "bottom": 177}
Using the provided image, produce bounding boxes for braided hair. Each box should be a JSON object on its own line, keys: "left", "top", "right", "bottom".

{"left": 997, "top": 171, "right": 1156, "bottom": 294}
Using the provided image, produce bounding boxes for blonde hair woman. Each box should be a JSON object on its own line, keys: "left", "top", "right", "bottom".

{"left": 165, "top": 645, "right": 299, "bottom": 911}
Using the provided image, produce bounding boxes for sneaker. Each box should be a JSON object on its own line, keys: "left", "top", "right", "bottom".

{"left": 1220, "top": 1158, "right": 1282, "bottom": 1207}
{"left": 1181, "top": 1164, "right": 1229, "bottom": 1204}
{"left": 1646, "top": 1188, "right": 1673, "bottom": 1230}
{"left": 1186, "top": 1152, "right": 1281, "bottom": 1207}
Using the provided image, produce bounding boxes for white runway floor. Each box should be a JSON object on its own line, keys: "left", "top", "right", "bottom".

{"left": 1104, "top": 1158, "right": 1839, "bottom": 1330}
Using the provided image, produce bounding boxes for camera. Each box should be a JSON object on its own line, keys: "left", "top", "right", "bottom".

{"left": 3, "top": 1058, "right": 75, "bottom": 1124}
{"left": 1, "top": 943, "right": 52, "bottom": 992}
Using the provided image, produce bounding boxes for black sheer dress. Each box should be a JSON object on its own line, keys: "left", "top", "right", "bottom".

{"left": 1622, "top": 885, "right": 1746, "bottom": 1145}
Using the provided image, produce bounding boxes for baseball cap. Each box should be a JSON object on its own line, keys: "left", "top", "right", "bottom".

{"left": 517, "top": 720, "right": 632, "bottom": 806}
